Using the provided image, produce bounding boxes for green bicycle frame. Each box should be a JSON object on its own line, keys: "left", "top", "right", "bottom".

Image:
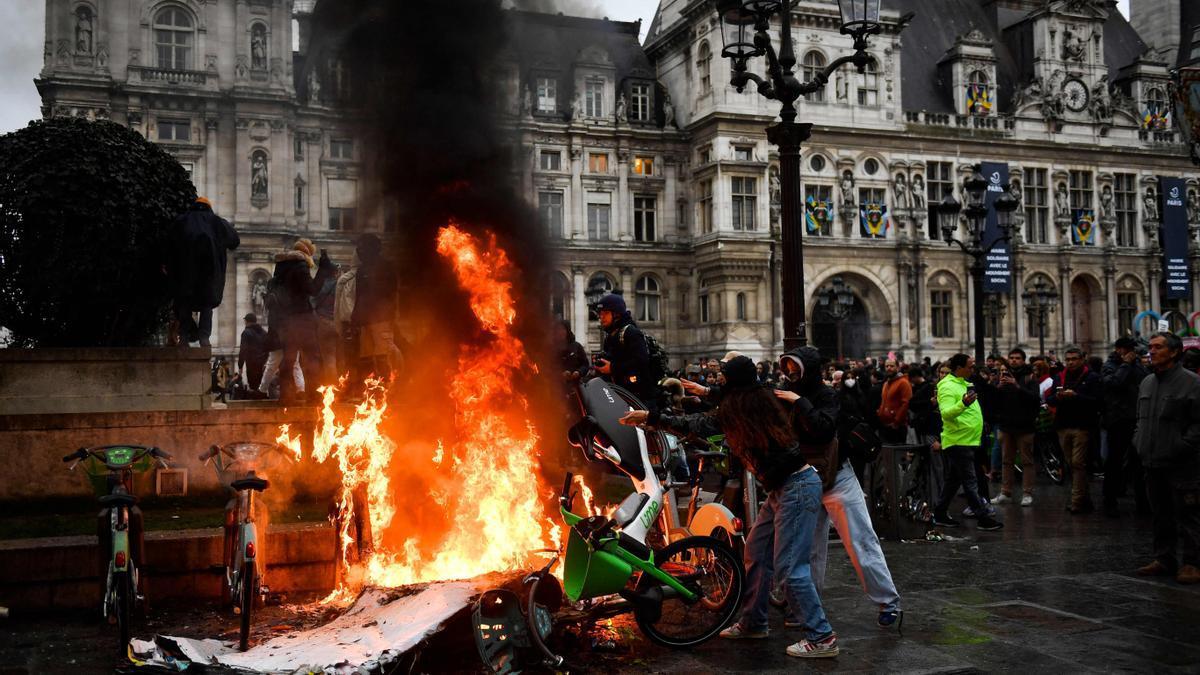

{"left": 559, "top": 506, "right": 698, "bottom": 604}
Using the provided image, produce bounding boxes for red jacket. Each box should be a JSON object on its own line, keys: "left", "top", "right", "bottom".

{"left": 877, "top": 374, "right": 913, "bottom": 429}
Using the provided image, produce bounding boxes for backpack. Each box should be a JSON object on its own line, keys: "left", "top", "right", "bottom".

{"left": 620, "top": 325, "right": 670, "bottom": 385}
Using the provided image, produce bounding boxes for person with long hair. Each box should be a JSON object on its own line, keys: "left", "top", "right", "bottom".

{"left": 620, "top": 356, "right": 839, "bottom": 659}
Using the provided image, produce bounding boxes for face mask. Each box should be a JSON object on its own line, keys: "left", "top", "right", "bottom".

{"left": 844, "top": 378, "right": 856, "bottom": 389}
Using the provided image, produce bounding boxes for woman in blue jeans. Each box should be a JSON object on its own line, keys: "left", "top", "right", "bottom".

{"left": 621, "top": 356, "right": 838, "bottom": 659}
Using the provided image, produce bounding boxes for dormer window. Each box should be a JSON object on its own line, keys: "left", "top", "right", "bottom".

{"left": 1142, "top": 86, "right": 1170, "bottom": 130}
{"left": 536, "top": 77, "right": 557, "bottom": 114}
{"left": 966, "top": 70, "right": 993, "bottom": 115}
{"left": 630, "top": 82, "right": 651, "bottom": 122}
{"left": 585, "top": 78, "right": 605, "bottom": 118}
{"left": 733, "top": 145, "right": 753, "bottom": 162}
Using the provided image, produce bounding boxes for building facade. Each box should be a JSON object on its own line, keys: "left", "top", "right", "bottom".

{"left": 35, "top": 0, "right": 1200, "bottom": 362}
{"left": 506, "top": 0, "right": 1200, "bottom": 362}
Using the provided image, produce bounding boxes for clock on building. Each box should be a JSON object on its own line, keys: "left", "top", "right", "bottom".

{"left": 1062, "top": 78, "right": 1090, "bottom": 112}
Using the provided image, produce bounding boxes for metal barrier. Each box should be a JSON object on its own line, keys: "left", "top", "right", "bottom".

{"left": 862, "top": 443, "right": 940, "bottom": 541}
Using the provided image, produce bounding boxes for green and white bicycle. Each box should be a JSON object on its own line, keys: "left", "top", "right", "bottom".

{"left": 63, "top": 445, "right": 171, "bottom": 653}
{"left": 474, "top": 379, "right": 744, "bottom": 670}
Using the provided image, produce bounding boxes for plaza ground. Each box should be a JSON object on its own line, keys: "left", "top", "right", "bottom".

{"left": 2, "top": 475, "right": 1197, "bottom": 673}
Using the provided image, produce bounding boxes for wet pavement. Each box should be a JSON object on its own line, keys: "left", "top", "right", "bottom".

{"left": 3, "top": 475, "right": 1197, "bottom": 673}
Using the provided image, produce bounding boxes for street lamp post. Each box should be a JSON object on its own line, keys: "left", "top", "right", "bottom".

{"left": 983, "top": 292, "right": 1006, "bottom": 361}
{"left": 817, "top": 275, "right": 855, "bottom": 361}
{"left": 716, "top": 0, "right": 881, "bottom": 351}
{"left": 936, "top": 164, "right": 1020, "bottom": 363}
{"left": 1021, "top": 278, "right": 1059, "bottom": 358}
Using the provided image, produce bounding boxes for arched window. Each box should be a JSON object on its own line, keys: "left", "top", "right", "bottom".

{"left": 736, "top": 292, "right": 748, "bottom": 321}
{"left": 966, "top": 70, "right": 992, "bottom": 115}
{"left": 155, "top": 6, "right": 194, "bottom": 70}
{"left": 802, "top": 51, "right": 827, "bottom": 102}
{"left": 587, "top": 273, "right": 615, "bottom": 320}
{"left": 1144, "top": 86, "right": 1169, "bottom": 129}
{"left": 857, "top": 58, "right": 879, "bottom": 106}
{"left": 636, "top": 275, "right": 661, "bottom": 323}
{"left": 697, "top": 41, "right": 712, "bottom": 92}
{"left": 550, "top": 272, "right": 570, "bottom": 321}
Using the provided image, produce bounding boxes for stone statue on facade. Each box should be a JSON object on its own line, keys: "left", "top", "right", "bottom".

{"left": 663, "top": 93, "right": 676, "bottom": 128}
{"left": 520, "top": 84, "right": 532, "bottom": 117}
{"left": 1188, "top": 189, "right": 1199, "bottom": 224}
{"left": 308, "top": 69, "right": 321, "bottom": 102}
{"left": 251, "top": 154, "right": 268, "bottom": 198}
{"left": 892, "top": 172, "right": 910, "bottom": 210}
{"left": 251, "top": 278, "right": 268, "bottom": 318}
{"left": 835, "top": 71, "right": 849, "bottom": 102}
{"left": 1042, "top": 71, "right": 1065, "bottom": 123}
{"left": 1099, "top": 184, "right": 1115, "bottom": 222}
{"left": 75, "top": 9, "right": 93, "bottom": 54}
{"left": 1054, "top": 182, "right": 1070, "bottom": 220}
{"left": 570, "top": 92, "right": 582, "bottom": 122}
{"left": 251, "top": 30, "right": 267, "bottom": 70}
{"left": 911, "top": 174, "right": 926, "bottom": 211}
{"left": 615, "top": 93, "right": 627, "bottom": 123}
{"left": 840, "top": 170, "right": 855, "bottom": 209}
{"left": 1063, "top": 28, "right": 1088, "bottom": 61}
{"left": 1091, "top": 75, "right": 1112, "bottom": 123}
{"left": 1012, "top": 76, "right": 1042, "bottom": 112}
{"left": 769, "top": 166, "right": 781, "bottom": 205}
{"left": 1143, "top": 186, "right": 1159, "bottom": 222}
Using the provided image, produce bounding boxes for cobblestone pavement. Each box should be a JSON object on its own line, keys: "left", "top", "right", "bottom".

{"left": 3, "top": 476, "right": 1197, "bottom": 673}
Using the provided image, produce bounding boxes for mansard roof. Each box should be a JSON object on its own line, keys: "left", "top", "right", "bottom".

{"left": 505, "top": 10, "right": 654, "bottom": 81}
{"left": 886, "top": 0, "right": 1146, "bottom": 114}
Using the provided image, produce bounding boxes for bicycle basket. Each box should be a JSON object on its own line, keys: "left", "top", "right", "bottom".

{"left": 562, "top": 529, "right": 632, "bottom": 602}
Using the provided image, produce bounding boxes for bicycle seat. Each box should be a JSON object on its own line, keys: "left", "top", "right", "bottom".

{"left": 100, "top": 492, "right": 137, "bottom": 507}
{"left": 231, "top": 476, "right": 270, "bottom": 492}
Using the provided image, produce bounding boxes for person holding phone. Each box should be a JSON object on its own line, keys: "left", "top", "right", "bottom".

{"left": 990, "top": 350, "right": 1043, "bottom": 507}
{"left": 1047, "top": 346, "right": 1102, "bottom": 514}
{"left": 932, "top": 354, "right": 1003, "bottom": 530}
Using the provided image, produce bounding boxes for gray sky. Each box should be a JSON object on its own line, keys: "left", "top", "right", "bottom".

{"left": 0, "top": 0, "right": 1131, "bottom": 136}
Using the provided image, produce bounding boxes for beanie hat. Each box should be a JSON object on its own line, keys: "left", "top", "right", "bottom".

{"left": 596, "top": 293, "right": 627, "bottom": 315}
{"left": 195, "top": 196, "right": 213, "bottom": 208}
{"left": 721, "top": 355, "right": 758, "bottom": 390}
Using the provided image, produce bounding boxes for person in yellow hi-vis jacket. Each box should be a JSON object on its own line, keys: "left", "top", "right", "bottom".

{"left": 933, "top": 353, "right": 1004, "bottom": 531}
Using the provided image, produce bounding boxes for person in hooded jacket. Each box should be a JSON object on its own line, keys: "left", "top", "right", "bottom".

{"left": 556, "top": 320, "right": 589, "bottom": 381}
{"left": 836, "top": 367, "right": 872, "bottom": 478}
{"left": 776, "top": 347, "right": 903, "bottom": 629}
{"left": 271, "top": 238, "right": 335, "bottom": 403}
{"left": 620, "top": 356, "right": 840, "bottom": 659}
{"left": 594, "top": 293, "right": 654, "bottom": 409}
{"left": 165, "top": 197, "right": 239, "bottom": 347}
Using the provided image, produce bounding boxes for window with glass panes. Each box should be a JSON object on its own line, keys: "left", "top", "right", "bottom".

{"left": 699, "top": 293, "right": 710, "bottom": 323}
{"left": 1118, "top": 291, "right": 1138, "bottom": 336}
{"left": 294, "top": 135, "right": 304, "bottom": 160}
{"left": 731, "top": 177, "right": 756, "bottom": 231}
{"left": 636, "top": 276, "right": 660, "bottom": 322}
{"left": 805, "top": 184, "right": 833, "bottom": 236}
{"left": 585, "top": 78, "right": 604, "bottom": 117}
{"left": 155, "top": 7, "right": 193, "bottom": 70}
{"left": 536, "top": 77, "right": 557, "bottom": 114}
{"left": 802, "top": 51, "right": 826, "bottom": 102}
{"left": 857, "top": 59, "right": 879, "bottom": 106}
{"left": 736, "top": 293, "right": 748, "bottom": 321}
{"left": 587, "top": 202, "right": 611, "bottom": 240}
{"left": 294, "top": 183, "right": 304, "bottom": 213}
{"left": 1115, "top": 173, "right": 1137, "bottom": 247}
{"left": 550, "top": 274, "right": 569, "bottom": 321}
{"left": 330, "top": 139, "right": 353, "bottom": 159}
{"left": 698, "top": 180, "right": 714, "bottom": 234}
{"left": 329, "top": 208, "right": 356, "bottom": 231}
{"left": 733, "top": 146, "right": 753, "bottom": 161}
{"left": 630, "top": 83, "right": 650, "bottom": 122}
{"left": 588, "top": 152, "right": 607, "bottom": 173}
{"left": 927, "top": 161, "right": 954, "bottom": 239}
{"left": 633, "top": 156, "right": 653, "bottom": 175}
{"left": 1069, "top": 170, "right": 1094, "bottom": 245}
{"left": 539, "top": 191, "right": 564, "bottom": 238}
{"left": 697, "top": 42, "right": 712, "bottom": 91}
{"left": 634, "top": 195, "right": 656, "bottom": 242}
{"left": 157, "top": 119, "right": 190, "bottom": 142}
{"left": 539, "top": 150, "right": 561, "bottom": 171}
{"left": 1024, "top": 168, "right": 1049, "bottom": 244}
{"left": 931, "top": 290, "right": 954, "bottom": 337}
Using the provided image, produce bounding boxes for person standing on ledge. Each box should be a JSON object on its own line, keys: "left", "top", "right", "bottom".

{"left": 164, "top": 197, "right": 239, "bottom": 347}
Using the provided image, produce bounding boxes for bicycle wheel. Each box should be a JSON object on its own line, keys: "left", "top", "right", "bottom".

{"left": 1038, "top": 435, "right": 1066, "bottom": 485}
{"left": 115, "top": 569, "right": 132, "bottom": 655}
{"left": 239, "top": 561, "right": 256, "bottom": 651}
{"left": 634, "top": 535, "right": 743, "bottom": 648}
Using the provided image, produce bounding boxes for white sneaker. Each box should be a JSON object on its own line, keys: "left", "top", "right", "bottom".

{"left": 992, "top": 494, "right": 1013, "bottom": 505}
{"left": 1020, "top": 494, "right": 1034, "bottom": 507}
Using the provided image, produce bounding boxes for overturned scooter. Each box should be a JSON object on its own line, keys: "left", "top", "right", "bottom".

{"left": 480, "top": 379, "right": 744, "bottom": 669}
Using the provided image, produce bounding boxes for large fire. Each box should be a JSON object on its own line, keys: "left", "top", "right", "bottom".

{"left": 278, "top": 223, "right": 562, "bottom": 594}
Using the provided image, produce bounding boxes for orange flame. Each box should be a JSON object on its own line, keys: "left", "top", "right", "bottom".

{"left": 280, "top": 222, "right": 558, "bottom": 593}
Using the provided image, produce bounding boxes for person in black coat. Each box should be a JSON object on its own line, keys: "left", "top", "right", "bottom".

{"left": 1102, "top": 337, "right": 1150, "bottom": 517}
{"left": 1047, "top": 346, "right": 1103, "bottom": 514}
{"left": 556, "top": 320, "right": 589, "bottom": 381}
{"left": 594, "top": 293, "right": 653, "bottom": 409}
{"left": 271, "top": 239, "right": 334, "bottom": 402}
{"left": 165, "top": 197, "right": 239, "bottom": 346}
{"left": 237, "top": 313, "right": 270, "bottom": 390}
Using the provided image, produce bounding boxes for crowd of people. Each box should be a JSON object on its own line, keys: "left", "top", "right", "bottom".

{"left": 564, "top": 292, "right": 1200, "bottom": 659}
{"left": 165, "top": 198, "right": 402, "bottom": 404}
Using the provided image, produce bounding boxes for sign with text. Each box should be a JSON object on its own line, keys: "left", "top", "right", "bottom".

{"left": 1160, "top": 176, "right": 1190, "bottom": 300}
{"left": 980, "top": 161, "right": 1011, "bottom": 292}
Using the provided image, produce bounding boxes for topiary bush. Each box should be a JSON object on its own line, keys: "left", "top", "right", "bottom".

{"left": 0, "top": 117, "right": 196, "bottom": 347}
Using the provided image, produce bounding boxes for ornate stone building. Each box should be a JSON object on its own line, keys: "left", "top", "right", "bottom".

{"left": 36, "top": 0, "right": 1200, "bottom": 362}
{"left": 36, "top": 0, "right": 362, "bottom": 350}
{"left": 507, "top": 0, "right": 1200, "bottom": 362}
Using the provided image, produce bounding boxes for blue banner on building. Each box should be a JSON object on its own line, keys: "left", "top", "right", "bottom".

{"left": 980, "top": 161, "right": 1011, "bottom": 293}
{"left": 1161, "top": 176, "right": 1191, "bottom": 300}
